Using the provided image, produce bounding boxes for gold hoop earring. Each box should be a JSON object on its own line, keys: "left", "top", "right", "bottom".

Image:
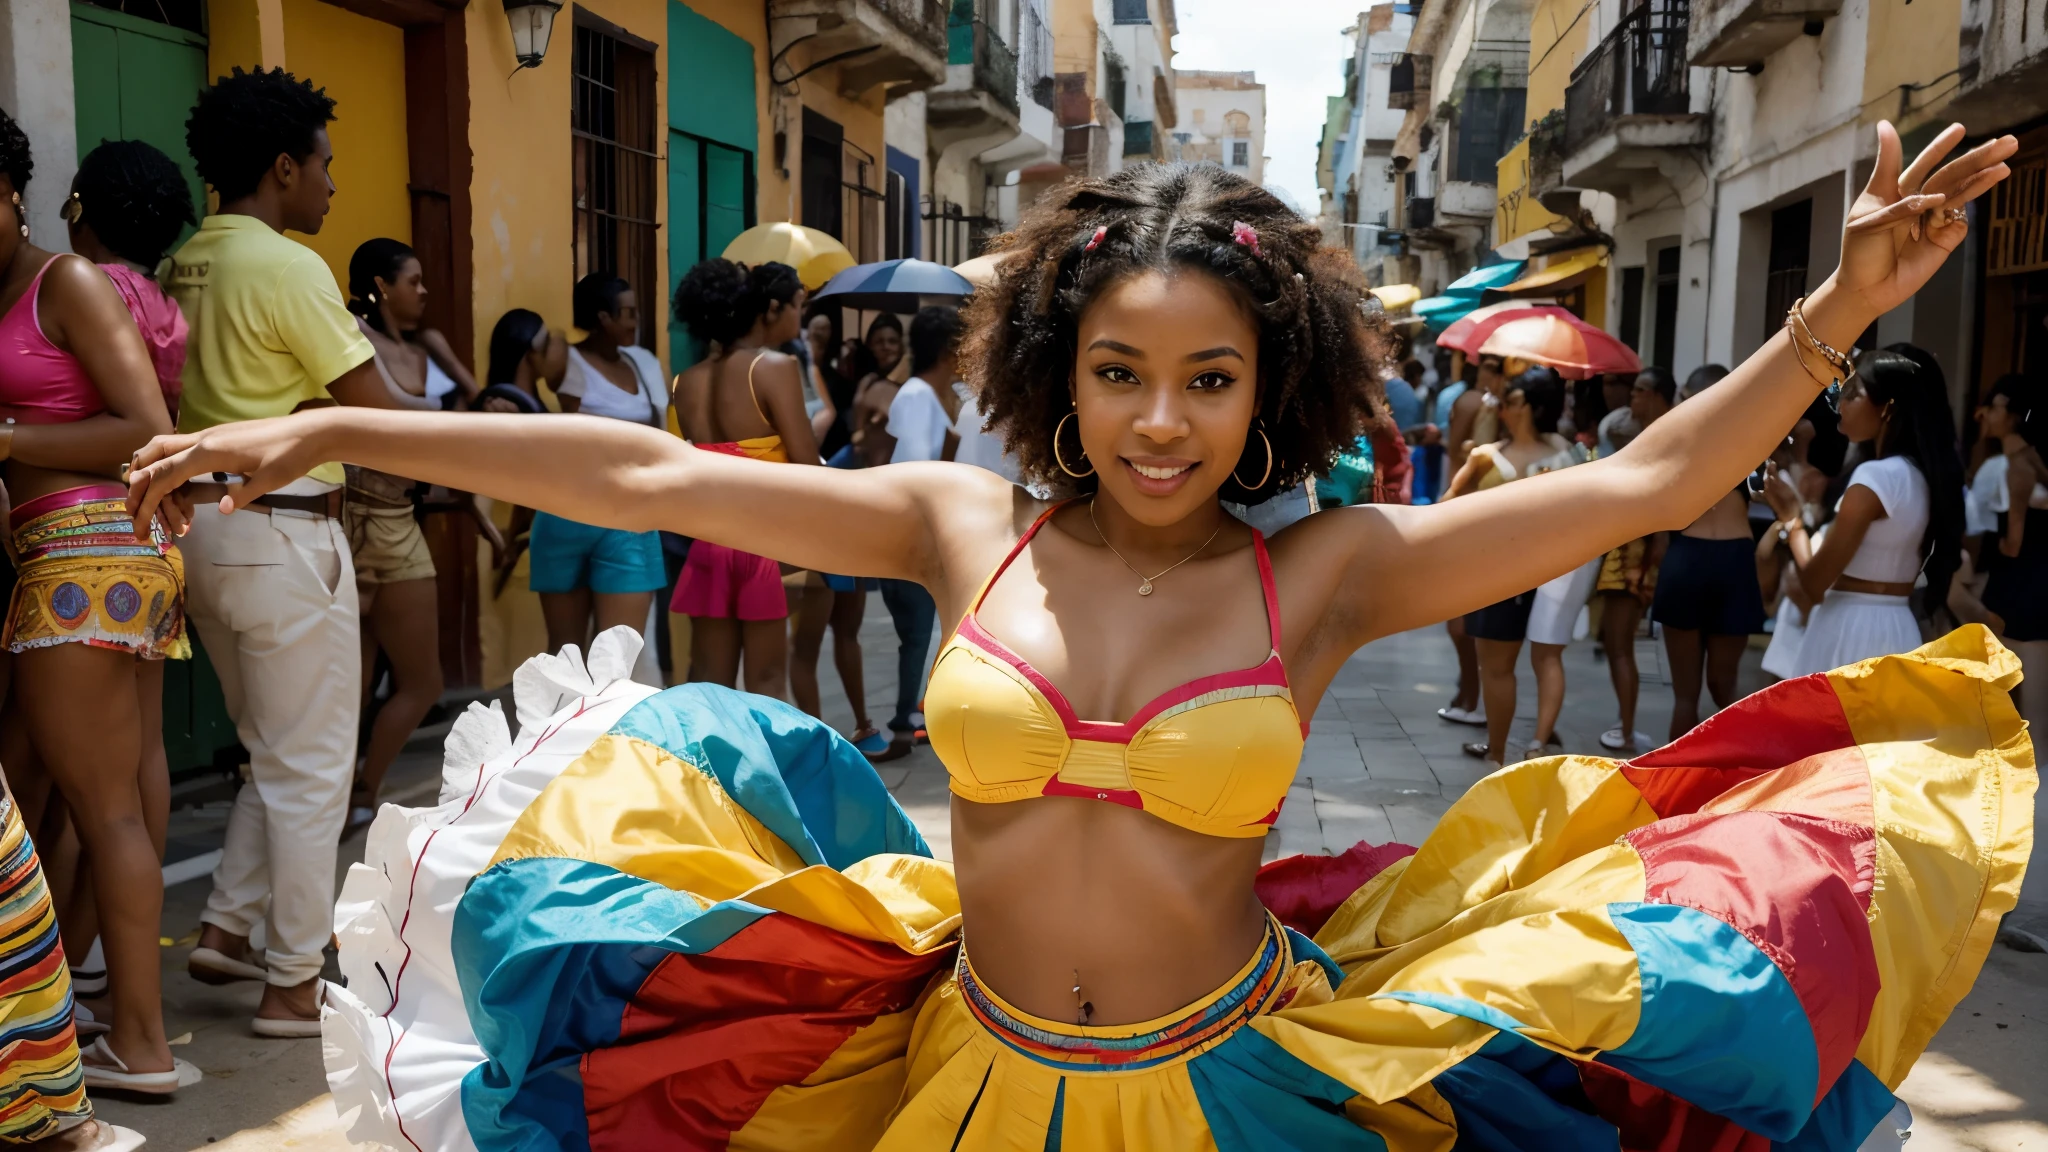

{"left": 1233, "top": 424, "right": 1274, "bottom": 490}
{"left": 1053, "top": 410, "right": 1094, "bottom": 478}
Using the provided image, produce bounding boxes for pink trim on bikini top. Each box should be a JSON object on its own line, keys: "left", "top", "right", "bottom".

{"left": 0, "top": 257, "right": 106, "bottom": 425}
{"left": 950, "top": 501, "right": 1298, "bottom": 745}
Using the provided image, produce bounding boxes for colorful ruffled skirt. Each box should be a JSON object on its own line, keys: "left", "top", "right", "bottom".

{"left": 0, "top": 798, "right": 91, "bottom": 1142}
{"left": 323, "top": 625, "right": 2034, "bottom": 1152}
{"left": 3, "top": 484, "right": 187, "bottom": 658}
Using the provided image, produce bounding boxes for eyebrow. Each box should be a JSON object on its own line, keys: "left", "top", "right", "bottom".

{"left": 1186, "top": 346, "right": 1244, "bottom": 363}
{"left": 1087, "top": 339, "right": 1146, "bottom": 356}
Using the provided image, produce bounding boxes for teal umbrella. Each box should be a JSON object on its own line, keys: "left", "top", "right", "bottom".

{"left": 1415, "top": 261, "right": 1527, "bottom": 333}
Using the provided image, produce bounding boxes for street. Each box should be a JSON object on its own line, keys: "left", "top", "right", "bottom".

{"left": 108, "top": 603, "right": 2045, "bottom": 1150}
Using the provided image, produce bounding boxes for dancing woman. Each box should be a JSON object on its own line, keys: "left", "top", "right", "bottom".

{"left": 134, "top": 131, "right": 2027, "bottom": 1150}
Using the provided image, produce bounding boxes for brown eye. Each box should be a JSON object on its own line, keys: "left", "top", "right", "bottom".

{"left": 1190, "top": 371, "right": 1234, "bottom": 391}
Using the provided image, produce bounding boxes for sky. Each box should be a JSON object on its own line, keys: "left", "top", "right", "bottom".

{"left": 1170, "top": 0, "right": 1367, "bottom": 212}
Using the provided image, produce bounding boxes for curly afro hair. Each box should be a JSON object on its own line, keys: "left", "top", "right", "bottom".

{"left": 186, "top": 67, "right": 336, "bottom": 202}
{"left": 0, "top": 106, "right": 33, "bottom": 197}
{"left": 74, "top": 139, "right": 196, "bottom": 269}
{"left": 961, "top": 163, "right": 1387, "bottom": 503}
{"left": 671, "top": 259, "right": 802, "bottom": 347}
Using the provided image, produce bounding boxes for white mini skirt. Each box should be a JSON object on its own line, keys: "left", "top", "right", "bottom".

{"left": 1791, "top": 590, "right": 1921, "bottom": 678}
{"left": 1526, "top": 557, "right": 1602, "bottom": 647}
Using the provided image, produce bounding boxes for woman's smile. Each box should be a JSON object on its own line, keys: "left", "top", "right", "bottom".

{"left": 1125, "top": 455, "right": 1199, "bottom": 492}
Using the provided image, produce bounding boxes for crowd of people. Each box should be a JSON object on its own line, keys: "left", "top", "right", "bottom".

{"left": 1372, "top": 312, "right": 2044, "bottom": 768}
{"left": 0, "top": 46, "right": 2031, "bottom": 1149}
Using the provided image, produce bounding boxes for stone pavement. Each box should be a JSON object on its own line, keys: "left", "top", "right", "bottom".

{"left": 107, "top": 601, "right": 2044, "bottom": 1149}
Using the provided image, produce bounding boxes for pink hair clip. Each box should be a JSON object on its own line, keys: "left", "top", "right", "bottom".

{"left": 1231, "top": 220, "right": 1261, "bottom": 256}
{"left": 1083, "top": 225, "right": 1108, "bottom": 252}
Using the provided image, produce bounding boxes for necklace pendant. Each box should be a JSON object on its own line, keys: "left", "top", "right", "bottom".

{"left": 1137, "top": 581, "right": 1154, "bottom": 596}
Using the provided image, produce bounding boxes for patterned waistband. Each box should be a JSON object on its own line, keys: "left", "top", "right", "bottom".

{"left": 11, "top": 491, "right": 169, "bottom": 564}
{"left": 955, "top": 915, "right": 1288, "bottom": 1072}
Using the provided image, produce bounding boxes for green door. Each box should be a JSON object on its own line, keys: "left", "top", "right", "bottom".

{"left": 70, "top": 3, "right": 209, "bottom": 248}
{"left": 668, "top": 1, "right": 758, "bottom": 372}
{"left": 72, "top": 3, "right": 230, "bottom": 781}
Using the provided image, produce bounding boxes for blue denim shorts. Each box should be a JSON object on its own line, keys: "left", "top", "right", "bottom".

{"left": 527, "top": 512, "right": 667, "bottom": 595}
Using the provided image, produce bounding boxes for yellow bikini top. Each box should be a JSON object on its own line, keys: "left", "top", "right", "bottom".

{"left": 679, "top": 349, "right": 788, "bottom": 463}
{"left": 925, "top": 503, "right": 1305, "bottom": 839}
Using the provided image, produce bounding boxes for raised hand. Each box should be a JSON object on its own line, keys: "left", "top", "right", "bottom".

{"left": 1838, "top": 121, "right": 2016, "bottom": 317}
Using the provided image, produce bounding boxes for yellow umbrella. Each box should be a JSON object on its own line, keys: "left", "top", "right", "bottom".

{"left": 720, "top": 223, "right": 856, "bottom": 290}
{"left": 1369, "top": 283, "right": 1422, "bottom": 313}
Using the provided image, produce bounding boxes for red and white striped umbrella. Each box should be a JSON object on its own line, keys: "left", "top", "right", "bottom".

{"left": 1435, "top": 300, "right": 1574, "bottom": 356}
{"left": 1477, "top": 314, "right": 1643, "bottom": 380}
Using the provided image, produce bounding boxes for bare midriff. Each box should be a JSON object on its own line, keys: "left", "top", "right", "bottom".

{"left": 2, "top": 459, "right": 121, "bottom": 508}
{"left": 1681, "top": 488, "right": 1755, "bottom": 540}
{"left": 952, "top": 793, "right": 1269, "bottom": 1026}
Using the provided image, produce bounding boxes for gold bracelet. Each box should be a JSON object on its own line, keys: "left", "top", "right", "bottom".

{"left": 1784, "top": 296, "right": 1854, "bottom": 388}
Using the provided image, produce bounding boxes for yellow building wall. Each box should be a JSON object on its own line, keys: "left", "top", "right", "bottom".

{"left": 1496, "top": 137, "right": 1566, "bottom": 242}
{"left": 1861, "top": 0, "right": 1961, "bottom": 131}
{"left": 1526, "top": 0, "right": 1594, "bottom": 126}
{"left": 279, "top": 0, "right": 413, "bottom": 292}
{"left": 1054, "top": 0, "right": 1098, "bottom": 95}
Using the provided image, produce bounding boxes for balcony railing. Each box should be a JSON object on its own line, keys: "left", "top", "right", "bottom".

{"left": 948, "top": 16, "right": 1019, "bottom": 113}
{"left": 1387, "top": 53, "right": 1431, "bottom": 110}
{"left": 1020, "top": 0, "right": 1054, "bottom": 108}
{"left": 1563, "top": 1, "right": 1691, "bottom": 156}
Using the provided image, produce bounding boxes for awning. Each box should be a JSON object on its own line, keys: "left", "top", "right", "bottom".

{"left": 1369, "top": 283, "right": 1422, "bottom": 312}
{"left": 1499, "top": 247, "right": 1607, "bottom": 293}
{"left": 1412, "top": 261, "right": 1528, "bottom": 332}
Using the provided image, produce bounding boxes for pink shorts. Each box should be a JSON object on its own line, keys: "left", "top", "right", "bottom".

{"left": 672, "top": 541, "right": 788, "bottom": 621}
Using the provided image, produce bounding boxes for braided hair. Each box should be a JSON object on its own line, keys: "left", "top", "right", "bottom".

{"left": 185, "top": 67, "right": 336, "bottom": 202}
{"left": 0, "top": 106, "right": 31, "bottom": 196}
{"left": 960, "top": 163, "right": 1386, "bottom": 503}
{"left": 670, "top": 259, "right": 801, "bottom": 347}
{"left": 73, "top": 140, "right": 196, "bottom": 270}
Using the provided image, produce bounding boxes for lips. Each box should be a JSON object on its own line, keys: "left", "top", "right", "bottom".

{"left": 1122, "top": 457, "right": 1198, "bottom": 496}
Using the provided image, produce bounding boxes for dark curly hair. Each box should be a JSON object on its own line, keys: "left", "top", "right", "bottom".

{"left": 960, "top": 163, "right": 1385, "bottom": 503}
{"left": 186, "top": 67, "right": 336, "bottom": 203}
{"left": 671, "top": 259, "right": 800, "bottom": 347}
{"left": 73, "top": 140, "right": 196, "bottom": 270}
{"left": 0, "top": 106, "right": 33, "bottom": 198}
{"left": 573, "top": 272, "right": 631, "bottom": 332}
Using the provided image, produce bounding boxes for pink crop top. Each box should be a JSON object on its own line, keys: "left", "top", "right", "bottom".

{"left": 0, "top": 256, "right": 109, "bottom": 425}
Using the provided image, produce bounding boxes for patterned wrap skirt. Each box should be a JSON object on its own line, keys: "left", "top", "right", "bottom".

{"left": 0, "top": 798, "right": 90, "bottom": 1143}
{"left": 322, "top": 625, "right": 2034, "bottom": 1152}
{"left": 3, "top": 483, "right": 187, "bottom": 659}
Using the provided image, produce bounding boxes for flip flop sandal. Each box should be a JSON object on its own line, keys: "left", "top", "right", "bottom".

{"left": 1461, "top": 741, "right": 1494, "bottom": 759}
{"left": 850, "top": 727, "right": 890, "bottom": 757}
{"left": 188, "top": 946, "right": 267, "bottom": 985}
{"left": 251, "top": 980, "right": 333, "bottom": 1039}
{"left": 79, "top": 1037, "right": 194, "bottom": 1095}
{"left": 345, "top": 805, "right": 377, "bottom": 838}
{"left": 73, "top": 1003, "right": 110, "bottom": 1038}
{"left": 1436, "top": 705, "right": 1487, "bottom": 727}
{"left": 866, "top": 737, "right": 913, "bottom": 764}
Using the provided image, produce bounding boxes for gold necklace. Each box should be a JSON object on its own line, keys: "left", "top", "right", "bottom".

{"left": 1089, "top": 499, "right": 1224, "bottom": 596}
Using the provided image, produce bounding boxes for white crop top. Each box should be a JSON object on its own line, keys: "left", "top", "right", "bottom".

{"left": 1840, "top": 456, "right": 1930, "bottom": 584}
{"left": 559, "top": 345, "right": 668, "bottom": 428}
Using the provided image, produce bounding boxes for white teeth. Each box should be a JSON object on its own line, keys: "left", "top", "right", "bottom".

{"left": 1130, "top": 462, "right": 1191, "bottom": 480}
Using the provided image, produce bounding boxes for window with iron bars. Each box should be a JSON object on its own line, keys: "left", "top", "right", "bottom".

{"left": 573, "top": 20, "right": 660, "bottom": 349}
{"left": 841, "top": 141, "right": 887, "bottom": 264}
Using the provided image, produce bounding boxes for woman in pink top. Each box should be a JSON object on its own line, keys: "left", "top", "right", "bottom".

{"left": 0, "top": 119, "right": 193, "bottom": 1103}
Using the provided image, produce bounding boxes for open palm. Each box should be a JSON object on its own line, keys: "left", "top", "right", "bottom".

{"left": 1838, "top": 121, "right": 2017, "bottom": 317}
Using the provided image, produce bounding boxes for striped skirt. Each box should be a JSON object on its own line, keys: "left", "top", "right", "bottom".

{"left": 0, "top": 797, "right": 90, "bottom": 1142}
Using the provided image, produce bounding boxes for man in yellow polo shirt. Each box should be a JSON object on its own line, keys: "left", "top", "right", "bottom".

{"left": 169, "top": 67, "right": 405, "bottom": 1036}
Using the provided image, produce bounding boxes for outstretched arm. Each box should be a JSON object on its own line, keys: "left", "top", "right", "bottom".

{"left": 127, "top": 407, "right": 1013, "bottom": 588}
{"left": 1291, "top": 122, "right": 2013, "bottom": 654}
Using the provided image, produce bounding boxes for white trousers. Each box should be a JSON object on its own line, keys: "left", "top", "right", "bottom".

{"left": 181, "top": 501, "right": 360, "bottom": 986}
